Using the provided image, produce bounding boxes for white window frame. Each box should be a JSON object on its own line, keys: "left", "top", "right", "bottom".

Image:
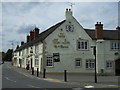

{"left": 75, "top": 59, "right": 81, "bottom": 67}
{"left": 106, "top": 61, "right": 113, "bottom": 68}
{"left": 77, "top": 40, "right": 88, "bottom": 50}
{"left": 111, "top": 41, "right": 120, "bottom": 50}
{"left": 35, "top": 56, "right": 39, "bottom": 66}
{"left": 86, "top": 59, "right": 95, "bottom": 69}
{"left": 35, "top": 44, "right": 39, "bottom": 54}
{"left": 46, "top": 56, "right": 53, "bottom": 67}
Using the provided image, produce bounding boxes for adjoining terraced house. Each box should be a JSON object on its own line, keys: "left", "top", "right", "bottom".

{"left": 12, "top": 9, "right": 120, "bottom": 76}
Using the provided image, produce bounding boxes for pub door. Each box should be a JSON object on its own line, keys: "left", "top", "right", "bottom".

{"left": 115, "top": 59, "right": 120, "bottom": 76}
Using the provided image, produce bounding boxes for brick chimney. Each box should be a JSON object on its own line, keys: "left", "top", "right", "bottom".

{"left": 65, "top": 8, "right": 73, "bottom": 20}
{"left": 21, "top": 41, "right": 24, "bottom": 45}
{"left": 116, "top": 26, "right": 120, "bottom": 30}
{"left": 30, "top": 31, "right": 34, "bottom": 41}
{"left": 34, "top": 27, "right": 39, "bottom": 38}
{"left": 95, "top": 22, "right": 103, "bottom": 39}
{"left": 27, "top": 35, "right": 30, "bottom": 42}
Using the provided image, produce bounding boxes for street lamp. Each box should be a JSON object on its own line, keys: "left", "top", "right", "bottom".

{"left": 91, "top": 46, "right": 97, "bottom": 83}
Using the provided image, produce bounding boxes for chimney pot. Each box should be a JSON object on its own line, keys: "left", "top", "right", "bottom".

{"left": 16, "top": 45, "right": 19, "bottom": 49}
{"left": 21, "top": 41, "right": 24, "bottom": 45}
{"left": 27, "top": 35, "right": 30, "bottom": 42}
{"left": 34, "top": 27, "right": 39, "bottom": 38}
{"left": 30, "top": 30, "right": 34, "bottom": 41}
{"left": 95, "top": 22, "right": 103, "bottom": 39}
{"left": 65, "top": 8, "right": 73, "bottom": 20}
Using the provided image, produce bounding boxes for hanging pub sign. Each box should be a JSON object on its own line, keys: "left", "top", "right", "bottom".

{"left": 53, "top": 53, "right": 60, "bottom": 62}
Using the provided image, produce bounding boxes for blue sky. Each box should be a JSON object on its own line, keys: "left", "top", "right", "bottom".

{"left": 1, "top": 2, "right": 119, "bottom": 52}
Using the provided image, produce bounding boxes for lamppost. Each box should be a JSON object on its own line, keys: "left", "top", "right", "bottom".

{"left": 91, "top": 46, "right": 97, "bottom": 83}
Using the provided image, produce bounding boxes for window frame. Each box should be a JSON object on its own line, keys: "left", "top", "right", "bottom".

{"left": 75, "top": 58, "right": 82, "bottom": 67}
{"left": 35, "top": 44, "right": 39, "bottom": 54}
{"left": 46, "top": 56, "right": 53, "bottom": 67}
{"left": 77, "top": 40, "right": 88, "bottom": 50}
{"left": 106, "top": 61, "right": 113, "bottom": 68}
{"left": 35, "top": 56, "right": 39, "bottom": 66}
{"left": 86, "top": 59, "right": 95, "bottom": 69}
{"left": 111, "top": 41, "right": 120, "bottom": 50}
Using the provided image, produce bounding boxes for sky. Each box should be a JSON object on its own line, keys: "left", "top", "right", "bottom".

{"left": 1, "top": 1, "right": 119, "bottom": 52}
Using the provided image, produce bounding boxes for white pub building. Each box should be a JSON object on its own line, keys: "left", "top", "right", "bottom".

{"left": 12, "top": 9, "right": 120, "bottom": 76}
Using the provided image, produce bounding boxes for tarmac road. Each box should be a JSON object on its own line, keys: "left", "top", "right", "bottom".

{"left": 2, "top": 62, "right": 83, "bottom": 89}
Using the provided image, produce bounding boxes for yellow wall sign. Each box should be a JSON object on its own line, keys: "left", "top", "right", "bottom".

{"left": 53, "top": 33, "right": 70, "bottom": 48}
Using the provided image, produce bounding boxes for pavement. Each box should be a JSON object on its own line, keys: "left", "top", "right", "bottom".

{"left": 9, "top": 63, "right": 120, "bottom": 89}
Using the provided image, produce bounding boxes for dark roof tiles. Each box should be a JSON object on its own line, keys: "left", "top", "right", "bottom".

{"left": 15, "top": 20, "right": 120, "bottom": 52}
{"left": 85, "top": 29, "right": 120, "bottom": 40}
{"left": 14, "top": 20, "right": 66, "bottom": 52}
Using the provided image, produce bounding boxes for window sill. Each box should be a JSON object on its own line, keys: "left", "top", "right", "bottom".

{"left": 75, "top": 66, "right": 82, "bottom": 68}
{"left": 77, "top": 49, "right": 89, "bottom": 51}
{"left": 46, "top": 66, "right": 54, "bottom": 68}
{"left": 86, "top": 68, "right": 94, "bottom": 70}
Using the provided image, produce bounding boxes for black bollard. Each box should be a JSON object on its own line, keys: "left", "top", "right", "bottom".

{"left": 43, "top": 68, "right": 46, "bottom": 78}
{"left": 32, "top": 67, "right": 34, "bottom": 75}
{"left": 37, "top": 68, "right": 39, "bottom": 77}
{"left": 64, "top": 70, "right": 67, "bottom": 82}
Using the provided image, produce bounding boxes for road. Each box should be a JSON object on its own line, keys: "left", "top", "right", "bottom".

{"left": 2, "top": 62, "right": 83, "bottom": 89}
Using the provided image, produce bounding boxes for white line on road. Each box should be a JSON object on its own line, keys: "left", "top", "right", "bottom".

{"left": 5, "top": 77, "right": 16, "bottom": 83}
{"left": 27, "top": 84, "right": 41, "bottom": 88}
{"left": 84, "top": 85, "right": 94, "bottom": 88}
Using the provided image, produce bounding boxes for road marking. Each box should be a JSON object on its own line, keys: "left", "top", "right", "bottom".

{"left": 27, "top": 84, "right": 40, "bottom": 88}
{"left": 84, "top": 85, "right": 94, "bottom": 88}
{"left": 5, "top": 77, "right": 16, "bottom": 83}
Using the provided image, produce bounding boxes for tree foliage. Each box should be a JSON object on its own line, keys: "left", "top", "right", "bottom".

{"left": 3, "top": 49, "right": 13, "bottom": 61}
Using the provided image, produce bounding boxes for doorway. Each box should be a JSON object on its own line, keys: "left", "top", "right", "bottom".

{"left": 31, "top": 58, "right": 33, "bottom": 69}
{"left": 115, "top": 59, "right": 120, "bottom": 76}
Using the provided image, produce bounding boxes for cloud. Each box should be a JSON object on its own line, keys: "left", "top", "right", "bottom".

{"left": 1, "top": 2, "right": 118, "bottom": 52}
{"left": 17, "top": 24, "right": 36, "bottom": 34}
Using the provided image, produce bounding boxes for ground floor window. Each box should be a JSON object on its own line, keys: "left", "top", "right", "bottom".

{"left": 75, "top": 59, "right": 81, "bottom": 67}
{"left": 46, "top": 56, "right": 53, "bottom": 67}
{"left": 106, "top": 61, "right": 113, "bottom": 68}
{"left": 86, "top": 59, "right": 95, "bottom": 69}
{"left": 35, "top": 58, "right": 39, "bottom": 66}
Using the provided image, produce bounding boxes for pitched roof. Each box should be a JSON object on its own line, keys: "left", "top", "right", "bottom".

{"left": 15, "top": 20, "right": 119, "bottom": 52}
{"left": 85, "top": 29, "right": 120, "bottom": 40}
{"left": 14, "top": 20, "right": 66, "bottom": 52}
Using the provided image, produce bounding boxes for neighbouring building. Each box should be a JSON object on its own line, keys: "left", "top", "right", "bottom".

{"left": 12, "top": 9, "right": 120, "bottom": 76}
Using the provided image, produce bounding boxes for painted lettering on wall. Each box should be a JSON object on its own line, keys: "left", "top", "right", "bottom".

{"left": 53, "top": 32, "right": 70, "bottom": 48}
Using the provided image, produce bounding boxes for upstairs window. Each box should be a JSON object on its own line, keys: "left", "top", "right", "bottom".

{"left": 35, "top": 56, "right": 39, "bottom": 66}
{"left": 77, "top": 40, "right": 88, "bottom": 50}
{"left": 35, "top": 45, "right": 39, "bottom": 53}
{"left": 111, "top": 42, "right": 120, "bottom": 50}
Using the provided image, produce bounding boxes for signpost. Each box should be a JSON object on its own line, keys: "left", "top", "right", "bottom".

{"left": 91, "top": 46, "right": 97, "bottom": 83}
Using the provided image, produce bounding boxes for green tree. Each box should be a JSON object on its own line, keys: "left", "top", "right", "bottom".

{"left": 2, "top": 52, "right": 6, "bottom": 62}
{"left": 4, "top": 49, "right": 13, "bottom": 61}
